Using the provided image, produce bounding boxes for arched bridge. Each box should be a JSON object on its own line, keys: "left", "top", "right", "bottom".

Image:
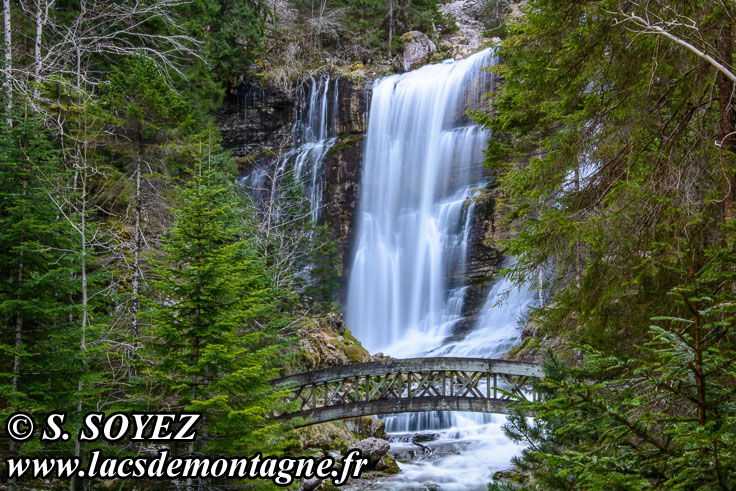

{"left": 271, "top": 357, "right": 544, "bottom": 427}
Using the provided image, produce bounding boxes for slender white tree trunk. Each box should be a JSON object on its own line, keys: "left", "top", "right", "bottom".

{"left": 130, "top": 149, "right": 142, "bottom": 379}
{"left": 70, "top": 44, "right": 87, "bottom": 491}
{"left": 32, "top": 0, "right": 50, "bottom": 104}
{"left": 3, "top": 0, "right": 12, "bottom": 125}
{"left": 388, "top": 0, "right": 393, "bottom": 58}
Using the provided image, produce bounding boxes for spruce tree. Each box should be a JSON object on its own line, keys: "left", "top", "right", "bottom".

{"left": 481, "top": 0, "right": 736, "bottom": 487}
{"left": 0, "top": 112, "right": 92, "bottom": 483}
{"left": 148, "top": 156, "right": 293, "bottom": 457}
{"left": 503, "top": 239, "right": 736, "bottom": 487}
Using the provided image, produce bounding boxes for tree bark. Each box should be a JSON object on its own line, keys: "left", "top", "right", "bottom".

{"left": 3, "top": 0, "right": 12, "bottom": 125}
{"left": 130, "top": 136, "right": 143, "bottom": 379}
{"left": 718, "top": 22, "right": 735, "bottom": 221}
{"left": 32, "top": 0, "right": 52, "bottom": 104}
{"left": 388, "top": 0, "right": 393, "bottom": 58}
{"left": 70, "top": 44, "right": 87, "bottom": 491}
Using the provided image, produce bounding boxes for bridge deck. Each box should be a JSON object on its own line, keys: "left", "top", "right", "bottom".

{"left": 272, "top": 357, "right": 543, "bottom": 426}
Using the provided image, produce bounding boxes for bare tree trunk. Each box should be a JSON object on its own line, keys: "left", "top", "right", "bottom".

{"left": 130, "top": 143, "right": 142, "bottom": 379}
{"left": 537, "top": 266, "right": 544, "bottom": 308}
{"left": 132, "top": 155, "right": 141, "bottom": 338}
{"left": 574, "top": 164, "right": 582, "bottom": 287}
{"left": 70, "top": 45, "right": 87, "bottom": 491}
{"left": 3, "top": 0, "right": 12, "bottom": 125}
{"left": 70, "top": 136, "right": 88, "bottom": 491}
{"left": 32, "top": 0, "right": 52, "bottom": 104}
{"left": 718, "top": 21, "right": 735, "bottom": 221}
{"left": 388, "top": 0, "right": 393, "bottom": 58}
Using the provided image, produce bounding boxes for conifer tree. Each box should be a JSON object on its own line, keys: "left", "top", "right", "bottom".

{"left": 481, "top": 0, "right": 736, "bottom": 487}
{"left": 148, "top": 155, "right": 293, "bottom": 458}
{"left": 0, "top": 112, "right": 91, "bottom": 486}
{"left": 100, "top": 54, "right": 191, "bottom": 379}
{"left": 502, "top": 237, "right": 736, "bottom": 487}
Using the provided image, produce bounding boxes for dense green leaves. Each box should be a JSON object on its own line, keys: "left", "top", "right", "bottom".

{"left": 483, "top": 0, "right": 736, "bottom": 487}
{"left": 0, "top": 115, "right": 81, "bottom": 414}
{"left": 482, "top": 0, "right": 731, "bottom": 350}
{"left": 148, "top": 162, "right": 294, "bottom": 455}
{"left": 504, "top": 250, "right": 736, "bottom": 487}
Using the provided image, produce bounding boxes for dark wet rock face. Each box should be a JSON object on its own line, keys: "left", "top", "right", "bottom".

{"left": 218, "top": 77, "right": 368, "bottom": 160}
{"left": 219, "top": 76, "right": 369, "bottom": 301}
{"left": 218, "top": 78, "right": 294, "bottom": 158}
{"left": 454, "top": 191, "right": 504, "bottom": 335}
{"left": 323, "top": 134, "right": 363, "bottom": 300}
{"left": 334, "top": 79, "right": 368, "bottom": 135}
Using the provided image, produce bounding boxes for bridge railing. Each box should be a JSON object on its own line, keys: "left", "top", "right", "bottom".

{"left": 271, "top": 357, "right": 544, "bottom": 425}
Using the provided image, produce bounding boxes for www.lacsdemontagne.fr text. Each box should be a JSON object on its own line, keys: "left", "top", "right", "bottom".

{"left": 7, "top": 449, "right": 368, "bottom": 486}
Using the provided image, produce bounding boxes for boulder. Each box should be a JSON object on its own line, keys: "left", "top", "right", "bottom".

{"left": 343, "top": 416, "right": 386, "bottom": 438}
{"left": 348, "top": 437, "right": 391, "bottom": 467}
{"left": 401, "top": 31, "right": 436, "bottom": 71}
{"left": 302, "top": 477, "right": 322, "bottom": 490}
{"left": 374, "top": 454, "right": 401, "bottom": 474}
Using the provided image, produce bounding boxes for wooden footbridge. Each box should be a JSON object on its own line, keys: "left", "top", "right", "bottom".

{"left": 272, "top": 357, "right": 544, "bottom": 427}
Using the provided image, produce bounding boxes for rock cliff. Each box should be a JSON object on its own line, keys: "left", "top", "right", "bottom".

{"left": 218, "top": 67, "right": 503, "bottom": 345}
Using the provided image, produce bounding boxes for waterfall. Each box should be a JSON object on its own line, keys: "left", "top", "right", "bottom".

{"left": 345, "top": 49, "right": 536, "bottom": 489}
{"left": 240, "top": 75, "right": 338, "bottom": 221}
{"left": 346, "top": 49, "right": 496, "bottom": 355}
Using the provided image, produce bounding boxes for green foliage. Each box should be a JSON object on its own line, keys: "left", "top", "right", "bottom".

{"left": 0, "top": 112, "right": 114, "bottom": 474}
{"left": 0, "top": 114, "right": 81, "bottom": 414}
{"left": 0, "top": 1, "right": 308, "bottom": 486}
{"left": 506, "top": 240, "right": 736, "bottom": 487}
{"left": 102, "top": 54, "right": 193, "bottom": 138}
{"left": 481, "top": 0, "right": 730, "bottom": 352}
{"left": 182, "top": 0, "right": 269, "bottom": 86}
{"left": 289, "top": 0, "right": 442, "bottom": 59}
{"left": 148, "top": 159, "right": 294, "bottom": 455}
{"left": 483, "top": 0, "right": 736, "bottom": 487}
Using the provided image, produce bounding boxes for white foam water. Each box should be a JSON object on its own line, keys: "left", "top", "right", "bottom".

{"left": 345, "top": 49, "right": 536, "bottom": 489}
{"left": 346, "top": 50, "right": 495, "bottom": 353}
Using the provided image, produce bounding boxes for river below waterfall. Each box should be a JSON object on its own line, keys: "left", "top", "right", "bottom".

{"left": 344, "top": 49, "right": 536, "bottom": 489}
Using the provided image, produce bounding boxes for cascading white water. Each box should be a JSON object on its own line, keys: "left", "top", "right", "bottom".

{"left": 346, "top": 50, "right": 495, "bottom": 354}
{"left": 345, "top": 49, "right": 537, "bottom": 489}
{"left": 240, "top": 75, "right": 338, "bottom": 221}
{"left": 280, "top": 75, "right": 338, "bottom": 221}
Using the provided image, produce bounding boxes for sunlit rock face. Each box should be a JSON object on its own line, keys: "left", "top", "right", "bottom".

{"left": 400, "top": 31, "right": 436, "bottom": 71}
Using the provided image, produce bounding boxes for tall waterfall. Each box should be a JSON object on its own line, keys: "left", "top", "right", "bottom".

{"left": 345, "top": 49, "right": 537, "bottom": 489}
{"left": 346, "top": 49, "right": 496, "bottom": 355}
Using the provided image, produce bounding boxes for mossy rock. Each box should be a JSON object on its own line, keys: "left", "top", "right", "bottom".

{"left": 287, "top": 314, "right": 371, "bottom": 373}
{"left": 294, "top": 421, "right": 359, "bottom": 452}
{"left": 344, "top": 344, "right": 368, "bottom": 362}
{"left": 492, "top": 468, "right": 528, "bottom": 484}
{"left": 400, "top": 31, "right": 422, "bottom": 43}
{"left": 343, "top": 68, "right": 366, "bottom": 84}
{"left": 328, "top": 134, "right": 362, "bottom": 154}
{"left": 373, "top": 455, "right": 400, "bottom": 475}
